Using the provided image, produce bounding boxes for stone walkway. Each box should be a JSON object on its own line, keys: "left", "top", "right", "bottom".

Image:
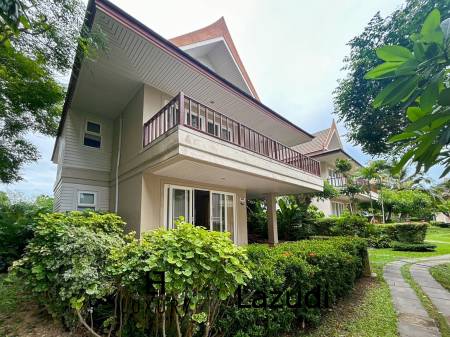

{"left": 384, "top": 255, "right": 450, "bottom": 337}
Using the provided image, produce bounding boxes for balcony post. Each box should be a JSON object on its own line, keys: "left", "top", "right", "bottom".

{"left": 266, "top": 193, "right": 278, "bottom": 246}
{"left": 179, "top": 92, "right": 185, "bottom": 125}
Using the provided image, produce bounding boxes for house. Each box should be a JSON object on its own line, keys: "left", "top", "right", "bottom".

{"left": 52, "top": 0, "right": 328, "bottom": 245}
{"left": 292, "top": 120, "right": 378, "bottom": 216}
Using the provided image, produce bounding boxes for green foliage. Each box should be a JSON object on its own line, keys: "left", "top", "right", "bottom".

{"left": 221, "top": 237, "right": 368, "bottom": 337}
{"left": 365, "top": 8, "right": 450, "bottom": 177}
{"left": 315, "top": 180, "right": 340, "bottom": 200}
{"left": 247, "top": 199, "right": 267, "bottom": 241}
{"left": 0, "top": 46, "right": 64, "bottom": 182}
{"left": 334, "top": 0, "right": 450, "bottom": 156}
{"left": 312, "top": 213, "right": 372, "bottom": 238}
{"left": 276, "top": 196, "right": 325, "bottom": 241}
{"left": 11, "top": 211, "right": 126, "bottom": 325}
{"left": 109, "top": 220, "right": 251, "bottom": 337}
{"left": 391, "top": 241, "right": 436, "bottom": 251}
{"left": 0, "top": 0, "right": 107, "bottom": 182}
{"left": 388, "top": 222, "right": 429, "bottom": 243}
{"left": 0, "top": 193, "right": 53, "bottom": 272}
{"left": 381, "top": 189, "right": 433, "bottom": 220}
{"left": 335, "top": 158, "right": 352, "bottom": 174}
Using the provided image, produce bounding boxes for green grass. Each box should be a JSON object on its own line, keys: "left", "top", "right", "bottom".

{"left": 401, "top": 264, "right": 450, "bottom": 337}
{"left": 369, "top": 226, "right": 450, "bottom": 273}
{"left": 302, "top": 277, "right": 398, "bottom": 337}
{"left": 430, "top": 263, "right": 450, "bottom": 291}
{"left": 303, "top": 226, "right": 450, "bottom": 337}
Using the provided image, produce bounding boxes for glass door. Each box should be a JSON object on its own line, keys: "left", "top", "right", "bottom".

{"left": 210, "top": 192, "right": 235, "bottom": 239}
{"left": 166, "top": 185, "right": 193, "bottom": 228}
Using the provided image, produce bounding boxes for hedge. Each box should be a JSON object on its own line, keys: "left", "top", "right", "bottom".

{"left": 220, "top": 237, "right": 368, "bottom": 336}
{"left": 391, "top": 242, "right": 436, "bottom": 251}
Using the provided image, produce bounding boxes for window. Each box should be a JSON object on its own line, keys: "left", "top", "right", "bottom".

{"left": 331, "top": 201, "right": 346, "bottom": 216}
{"left": 77, "top": 191, "right": 96, "bottom": 211}
{"left": 164, "top": 185, "right": 236, "bottom": 242}
{"left": 83, "top": 121, "right": 101, "bottom": 148}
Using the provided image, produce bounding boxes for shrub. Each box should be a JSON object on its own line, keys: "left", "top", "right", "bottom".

{"left": 11, "top": 211, "right": 126, "bottom": 326}
{"left": 331, "top": 213, "right": 371, "bottom": 237}
{"left": 0, "top": 194, "right": 53, "bottom": 272}
{"left": 109, "top": 220, "right": 251, "bottom": 337}
{"left": 366, "top": 226, "right": 392, "bottom": 248}
{"left": 220, "top": 237, "right": 368, "bottom": 337}
{"left": 430, "top": 221, "right": 450, "bottom": 228}
{"left": 311, "top": 213, "right": 371, "bottom": 238}
{"left": 390, "top": 223, "right": 429, "bottom": 243}
{"left": 391, "top": 242, "right": 436, "bottom": 251}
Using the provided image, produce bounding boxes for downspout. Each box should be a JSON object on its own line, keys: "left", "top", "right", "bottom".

{"left": 115, "top": 114, "right": 123, "bottom": 213}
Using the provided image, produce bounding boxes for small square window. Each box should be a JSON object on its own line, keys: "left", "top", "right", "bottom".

{"left": 83, "top": 134, "right": 101, "bottom": 148}
{"left": 86, "top": 121, "right": 101, "bottom": 134}
{"left": 77, "top": 191, "right": 96, "bottom": 211}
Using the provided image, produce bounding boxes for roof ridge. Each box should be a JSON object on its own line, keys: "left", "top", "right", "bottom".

{"left": 170, "top": 17, "right": 259, "bottom": 100}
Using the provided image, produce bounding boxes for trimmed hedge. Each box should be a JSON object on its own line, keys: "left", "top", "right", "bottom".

{"left": 312, "top": 214, "right": 372, "bottom": 238}
{"left": 387, "top": 223, "right": 429, "bottom": 243}
{"left": 220, "top": 237, "right": 368, "bottom": 337}
{"left": 391, "top": 242, "right": 436, "bottom": 251}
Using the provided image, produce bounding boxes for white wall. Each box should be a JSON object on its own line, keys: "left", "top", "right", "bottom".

{"left": 55, "top": 182, "right": 109, "bottom": 212}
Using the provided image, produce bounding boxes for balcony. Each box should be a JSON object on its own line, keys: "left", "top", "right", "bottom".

{"left": 327, "top": 176, "right": 378, "bottom": 201}
{"left": 143, "top": 92, "right": 320, "bottom": 177}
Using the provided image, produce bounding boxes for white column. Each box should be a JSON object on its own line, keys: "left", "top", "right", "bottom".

{"left": 266, "top": 193, "right": 278, "bottom": 245}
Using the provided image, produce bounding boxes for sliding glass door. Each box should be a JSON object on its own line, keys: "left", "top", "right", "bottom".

{"left": 165, "top": 185, "right": 236, "bottom": 242}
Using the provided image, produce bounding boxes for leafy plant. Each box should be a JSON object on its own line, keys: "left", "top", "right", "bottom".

{"left": 365, "top": 8, "right": 450, "bottom": 177}
{"left": 334, "top": 0, "right": 450, "bottom": 156}
{"left": 0, "top": 193, "right": 53, "bottom": 272}
{"left": 221, "top": 237, "right": 368, "bottom": 337}
{"left": 109, "top": 220, "right": 251, "bottom": 337}
{"left": 11, "top": 211, "right": 127, "bottom": 328}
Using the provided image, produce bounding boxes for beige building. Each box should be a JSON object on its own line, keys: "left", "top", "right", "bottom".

{"left": 293, "top": 120, "right": 378, "bottom": 216}
{"left": 53, "top": 0, "right": 370, "bottom": 245}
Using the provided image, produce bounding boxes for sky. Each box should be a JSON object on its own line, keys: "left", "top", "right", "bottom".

{"left": 1, "top": 0, "right": 446, "bottom": 198}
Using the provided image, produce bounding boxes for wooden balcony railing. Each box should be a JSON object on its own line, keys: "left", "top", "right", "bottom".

{"left": 143, "top": 92, "right": 321, "bottom": 177}
{"left": 328, "top": 176, "right": 378, "bottom": 193}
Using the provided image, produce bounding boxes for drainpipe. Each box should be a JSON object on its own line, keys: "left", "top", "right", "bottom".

{"left": 115, "top": 115, "right": 123, "bottom": 213}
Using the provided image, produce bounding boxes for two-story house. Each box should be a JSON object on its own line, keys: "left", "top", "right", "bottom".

{"left": 292, "top": 120, "right": 378, "bottom": 216}
{"left": 52, "top": 0, "right": 326, "bottom": 245}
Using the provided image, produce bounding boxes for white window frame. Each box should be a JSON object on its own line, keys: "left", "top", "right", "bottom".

{"left": 83, "top": 120, "right": 102, "bottom": 149}
{"left": 77, "top": 191, "right": 97, "bottom": 210}
{"left": 331, "top": 201, "right": 346, "bottom": 216}
{"left": 163, "top": 184, "right": 237, "bottom": 243}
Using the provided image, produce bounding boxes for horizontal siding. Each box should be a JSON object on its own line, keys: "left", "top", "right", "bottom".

{"left": 62, "top": 111, "right": 113, "bottom": 172}
{"left": 57, "top": 181, "right": 110, "bottom": 212}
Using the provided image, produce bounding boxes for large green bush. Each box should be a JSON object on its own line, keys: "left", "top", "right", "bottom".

{"left": 311, "top": 213, "right": 372, "bottom": 238}
{"left": 220, "top": 237, "right": 368, "bottom": 337}
{"left": 11, "top": 211, "right": 127, "bottom": 326}
{"left": 388, "top": 223, "right": 429, "bottom": 244}
{"left": 109, "top": 220, "right": 251, "bottom": 337}
{"left": 0, "top": 193, "right": 53, "bottom": 272}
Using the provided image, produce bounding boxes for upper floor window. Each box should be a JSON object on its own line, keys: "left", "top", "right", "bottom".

{"left": 77, "top": 191, "right": 96, "bottom": 211}
{"left": 83, "top": 121, "right": 101, "bottom": 148}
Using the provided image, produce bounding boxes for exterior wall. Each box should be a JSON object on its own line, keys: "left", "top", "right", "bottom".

{"left": 54, "top": 182, "right": 109, "bottom": 212}
{"left": 117, "top": 173, "right": 143, "bottom": 234}
{"left": 141, "top": 174, "right": 248, "bottom": 245}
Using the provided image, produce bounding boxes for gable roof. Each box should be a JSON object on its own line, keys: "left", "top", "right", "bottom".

{"left": 170, "top": 17, "right": 259, "bottom": 100}
{"left": 292, "top": 119, "right": 341, "bottom": 155}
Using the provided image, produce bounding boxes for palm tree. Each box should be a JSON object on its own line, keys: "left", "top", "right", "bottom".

{"left": 357, "top": 160, "right": 386, "bottom": 222}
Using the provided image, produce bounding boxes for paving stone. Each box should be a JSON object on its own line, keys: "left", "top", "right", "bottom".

{"left": 398, "top": 321, "right": 440, "bottom": 337}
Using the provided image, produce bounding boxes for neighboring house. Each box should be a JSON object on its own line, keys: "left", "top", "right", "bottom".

{"left": 292, "top": 120, "right": 378, "bottom": 216}
{"left": 52, "top": 0, "right": 324, "bottom": 245}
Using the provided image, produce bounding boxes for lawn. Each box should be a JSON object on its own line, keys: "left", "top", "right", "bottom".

{"left": 430, "top": 263, "right": 450, "bottom": 291}
{"left": 303, "top": 226, "right": 450, "bottom": 337}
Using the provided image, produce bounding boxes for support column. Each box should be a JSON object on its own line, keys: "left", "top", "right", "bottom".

{"left": 266, "top": 193, "right": 278, "bottom": 245}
